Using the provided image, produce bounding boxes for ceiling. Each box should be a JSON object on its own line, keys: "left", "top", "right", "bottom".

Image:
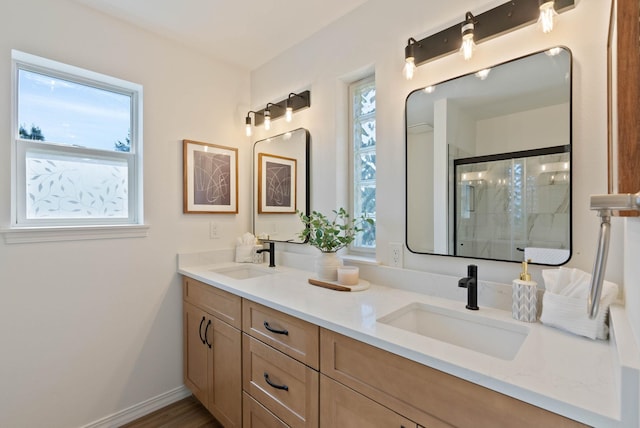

{"left": 73, "top": 0, "right": 369, "bottom": 70}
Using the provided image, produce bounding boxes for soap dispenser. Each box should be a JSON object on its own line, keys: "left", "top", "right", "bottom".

{"left": 512, "top": 259, "right": 538, "bottom": 322}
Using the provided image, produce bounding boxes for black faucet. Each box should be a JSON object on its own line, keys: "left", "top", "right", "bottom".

{"left": 458, "top": 264, "right": 479, "bottom": 310}
{"left": 257, "top": 241, "right": 275, "bottom": 267}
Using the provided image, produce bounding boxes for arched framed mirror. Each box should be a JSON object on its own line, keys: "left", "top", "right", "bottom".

{"left": 406, "top": 47, "right": 572, "bottom": 265}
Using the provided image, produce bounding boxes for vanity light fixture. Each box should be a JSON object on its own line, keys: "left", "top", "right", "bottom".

{"left": 460, "top": 12, "right": 476, "bottom": 61}
{"left": 538, "top": 1, "right": 558, "bottom": 33}
{"left": 245, "top": 111, "right": 256, "bottom": 136}
{"left": 247, "top": 90, "right": 311, "bottom": 131}
{"left": 402, "top": 0, "right": 574, "bottom": 77}
{"left": 403, "top": 38, "right": 419, "bottom": 80}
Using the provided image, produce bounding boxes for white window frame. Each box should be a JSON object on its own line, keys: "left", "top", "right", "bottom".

{"left": 3, "top": 50, "right": 147, "bottom": 243}
{"left": 348, "top": 75, "right": 376, "bottom": 254}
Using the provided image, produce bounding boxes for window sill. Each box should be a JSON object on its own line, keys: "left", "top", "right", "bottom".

{"left": 341, "top": 254, "right": 380, "bottom": 266}
{"left": 1, "top": 224, "right": 150, "bottom": 244}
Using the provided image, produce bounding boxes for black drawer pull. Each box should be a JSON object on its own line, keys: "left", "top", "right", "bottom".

{"left": 204, "top": 320, "right": 212, "bottom": 349}
{"left": 263, "top": 321, "right": 288, "bottom": 335}
{"left": 264, "top": 372, "right": 289, "bottom": 391}
{"left": 198, "top": 316, "right": 206, "bottom": 344}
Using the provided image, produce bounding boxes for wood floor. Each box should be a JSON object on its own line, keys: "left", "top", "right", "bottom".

{"left": 121, "top": 396, "right": 223, "bottom": 428}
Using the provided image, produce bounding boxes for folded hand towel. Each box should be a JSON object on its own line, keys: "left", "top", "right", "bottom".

{"left": 540, "top": 268, "right": 618, "bottom": 340}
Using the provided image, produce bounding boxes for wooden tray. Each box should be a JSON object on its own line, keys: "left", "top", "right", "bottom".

{"left": 308, "top": 278, "right": 370, "bottom": 292}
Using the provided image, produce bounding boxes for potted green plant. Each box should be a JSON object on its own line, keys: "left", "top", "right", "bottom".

{"left": 298, "top": 208, "right": 373, "bottom": 280}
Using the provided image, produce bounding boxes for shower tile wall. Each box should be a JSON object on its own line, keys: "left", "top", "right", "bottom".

{"left": 456, "top": 153, "right": 570, "bottom": 261}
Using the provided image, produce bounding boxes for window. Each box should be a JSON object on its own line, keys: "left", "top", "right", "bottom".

{"left": 349, "top": 76, "right": 376, "bottom": 251}
{"left": 11, "top": 50, "right": 143, "bottom": 232}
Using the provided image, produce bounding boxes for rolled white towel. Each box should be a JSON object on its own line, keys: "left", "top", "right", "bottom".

{"left": 540, "top": 268, "right": 618, "bottom": 340}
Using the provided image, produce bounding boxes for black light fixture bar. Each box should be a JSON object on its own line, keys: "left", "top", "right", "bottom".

{"left": 254, "top": 90, "right": 311, "bottom": 126}
{"left": 409, "top": 0, "right": 575, "bottom": 67}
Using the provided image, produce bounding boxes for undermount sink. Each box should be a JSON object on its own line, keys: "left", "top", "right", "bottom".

{"left": 209, "top": 265, "right": 275, "bottom": 280}
{"left": 377, "top": 302, "right": 529, "bottom": 360}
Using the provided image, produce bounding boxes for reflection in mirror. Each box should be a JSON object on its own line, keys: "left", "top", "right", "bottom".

{"left": 406, "top": 47, "right": 571, "bottom": 264}
{"left": 253, "top": 128, "right": 309, "bottom": 243}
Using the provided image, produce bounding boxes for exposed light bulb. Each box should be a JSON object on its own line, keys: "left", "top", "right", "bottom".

{"left": 403, "top": 38, "right": 418, "bottom": 80}
{"left": 460, "top": 32, "right": 475, "bottom": 60}
{"left": 403, "top": 57, "right": 416, "bottom": 80}
{"left": 460, "top": 13, "right": 476, "bottom": 61}
{"left": 538, "top": 1, "right": 557, "bottom": 34}
{"left": 245, "top": 115, "right": 252, "bottom": 137}
{"left": 264, "top": 110, "right": 271, "bottom": 130}
{"left": 285, "top": 106, "right": 293, "bottom": 122}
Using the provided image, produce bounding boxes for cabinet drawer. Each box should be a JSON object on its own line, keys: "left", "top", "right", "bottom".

{"left": 183, "top": 276, "right": 241, "bottom": 329}
{"left": 320, "top": 329, "right": 587, "bottom": 428}
{"left": 320, "top": 375, "right": 417, "bottom": 428}
{"left": 243, "top": 334, "right": 319, "bottom": 428}
{"left": 243, "top": 300, "right": 319, "bottom": 369}
{"left": 243, "top": 392, "right": 290, "bottom": 428}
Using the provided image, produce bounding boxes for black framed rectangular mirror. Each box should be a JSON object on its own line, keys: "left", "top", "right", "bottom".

{"left": 253, "top": 128, "right": 310, "bottom": 243}
{"left": 405, "top": 47, "right": 572, "bottom": 265}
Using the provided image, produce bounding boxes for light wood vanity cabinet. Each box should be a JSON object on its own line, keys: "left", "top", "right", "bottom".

{"left": 183, "top": 277, "right": 242, "bottom": 428}
{"left": 183, "top": 278, "right": 589, "bottom": 428}
{"left": 242, "top": 300, "right": 319, "bottom": 428}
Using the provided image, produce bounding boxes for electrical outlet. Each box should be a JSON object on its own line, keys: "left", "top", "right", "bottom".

{"left": 390, "top": 242, "right": 403, "bottom": 268}
{"left": 209, "top": 221, "right": 220, "bottom": 239}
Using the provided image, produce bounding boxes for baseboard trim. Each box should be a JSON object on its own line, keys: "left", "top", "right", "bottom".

{"left": 81, "top": 385, "right": 191, "bottom": 428}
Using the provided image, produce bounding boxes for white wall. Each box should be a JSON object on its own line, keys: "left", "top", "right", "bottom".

{"left": 476, "top": 103, "right": 570, "bottom": 155}
{"left": 250, "top": 0, "right": 622, "bottom": 288}
{"left": 0, "top": 1, "right": 250, "bottom": 427}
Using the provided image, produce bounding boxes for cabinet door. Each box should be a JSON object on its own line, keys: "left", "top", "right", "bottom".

{"left": 210, "top": 317, "right": 242, "bottom": 428}
{"left": 320, "top": 375, "right": 416, "bottom": 428}
{"left": 183, "top": 302, "right": 210, "bottom": 407}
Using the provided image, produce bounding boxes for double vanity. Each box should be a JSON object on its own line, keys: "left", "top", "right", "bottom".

{"left": 178, "top": 253, "right": 639, "bottom": 427}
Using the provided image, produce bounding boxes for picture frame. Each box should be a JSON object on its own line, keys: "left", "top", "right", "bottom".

{"left": 183, "top": 139, "right": 238, "bottom": 214}
{"left": 258, "top": 152, "right": 297, "bottom": 214}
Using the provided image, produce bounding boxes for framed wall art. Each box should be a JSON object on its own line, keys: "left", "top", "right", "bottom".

{"left": 258, "top": 153, "right": 296, "bottom": 214}
{"left": 183, "top": 139, "right": 238, "bottom": 214}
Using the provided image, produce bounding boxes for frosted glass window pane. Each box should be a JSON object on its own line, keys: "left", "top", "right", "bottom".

{"left": 18, "top": 69, "right": 131, "bottom": 152}
{"left": 26, "top": 153, "right": 128, "bottom": 219}
{"left": 351, "top": 77, "right": 376, "bottom": 250}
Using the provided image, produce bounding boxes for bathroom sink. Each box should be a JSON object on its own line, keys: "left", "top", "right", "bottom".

{"left": 377, "top": 302, "right": 529, "bottom": 360}
{"left": 209, "top": 265, "right": 275, "bottom": 280}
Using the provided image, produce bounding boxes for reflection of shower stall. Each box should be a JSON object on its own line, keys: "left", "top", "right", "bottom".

{"left": 454, "top": 146, "right": 570, "bottom": 263}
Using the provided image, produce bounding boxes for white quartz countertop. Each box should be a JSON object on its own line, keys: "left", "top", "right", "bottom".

{"left": 178, "top": 261, "right": 633, "bottom": 427}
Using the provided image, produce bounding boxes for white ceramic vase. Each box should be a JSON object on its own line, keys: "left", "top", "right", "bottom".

{"left": 315, "top": 252, "right": 341, "bottom": 281}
